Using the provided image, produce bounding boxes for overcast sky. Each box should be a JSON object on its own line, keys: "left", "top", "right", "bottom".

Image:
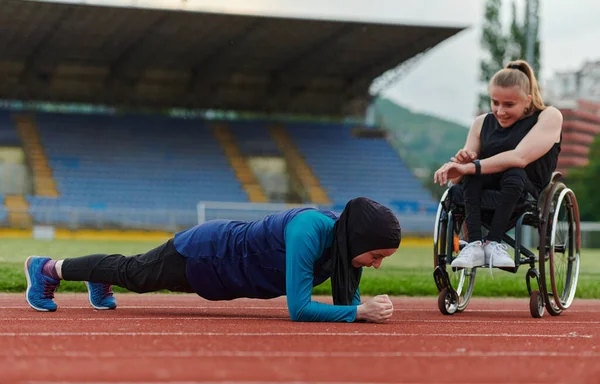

{"left": 37, "top": 0, "right": 600, "bottom": 126}
{"left": 380, "top": 0, "right": 600, "bottom": 126}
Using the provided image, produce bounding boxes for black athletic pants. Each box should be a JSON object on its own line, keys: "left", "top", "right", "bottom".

{"left": 462, "top": 167, "right": 537, "bottom": 243}
{"left": 61, "top": 238, "right": 195, "bottom": 293}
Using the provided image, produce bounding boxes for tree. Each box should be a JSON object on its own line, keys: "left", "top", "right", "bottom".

{"left": 506, "top": 1, "right": 525, "bottom": 61}
{"left": 565, "top": 138, "right": 600, "bottom": 221}
{"left": 421, "top": 161, "right": 448, "bottom": 202}
{"left": 478, "top": 0, "right": 542, "bottom": 113}
{"left": 478, "top": 0, "right": 506, "bottom": 113}
{"left": 506, "top": 0, "right": 542, "bottom": 75}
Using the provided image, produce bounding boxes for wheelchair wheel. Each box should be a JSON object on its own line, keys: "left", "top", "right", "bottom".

{"left": 433, "top": 190, "right": 476, "bottom": 313}
{"left": 529, "top": 290, "right": 544, "bottom": 318}
{"left": 438, "top": 287, "right": 459, "bottom": 315}
{"left": 539, "top": 182, "right": 563, "bottom": 316}
{"left": 538, "top": 181, "right": 581, "bottom": 315}
{"left": 547, "top": 187, "right": 581, "bottom": 310}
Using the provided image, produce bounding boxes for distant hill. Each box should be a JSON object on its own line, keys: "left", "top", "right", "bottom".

{"left": 373, "top": 97, "right": 469, "bottom": 172}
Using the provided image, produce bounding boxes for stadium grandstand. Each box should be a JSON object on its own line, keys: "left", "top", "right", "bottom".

{"left": 0, "top": 0, "right": 466, "bottom": 238}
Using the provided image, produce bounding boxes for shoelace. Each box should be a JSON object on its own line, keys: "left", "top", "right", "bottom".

{"left": 43, "top": 281, "right": 58, "bottom": 299}
{"left": 455, "top": 241, "right": 482, "bottom": 270}
{"left": 103, "top": 284, "right": 114, "bottom": 298}
{"left": 462, "top": 241, "right": 483, "bottom": 261}
{"left": 488, "top": 242, "right": 509, "bottom": 277}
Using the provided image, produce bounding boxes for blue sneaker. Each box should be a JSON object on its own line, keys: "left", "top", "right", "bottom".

{"left": 85, "top": 282, "right": 117, "bottom": 310}
{"left": 24, "top": 256, "right": 60, "bottom": 312}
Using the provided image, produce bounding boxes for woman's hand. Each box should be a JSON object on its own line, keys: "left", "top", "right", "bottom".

{"left": 356, "top": 295, "right": 394, "bottom": 323}
{"left": 451, "top": 148, "right": 478, "bottom": 164}
{"left": 433, "top": 162, "right": 472, "bottom": 186}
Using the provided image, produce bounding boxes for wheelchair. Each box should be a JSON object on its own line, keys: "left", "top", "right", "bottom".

{"left": 433, "top": 172, "right": 581, "bottom": 318}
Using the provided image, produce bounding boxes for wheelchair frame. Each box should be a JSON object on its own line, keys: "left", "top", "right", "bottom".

{"left": 433, "top": 172, "right": 581, "bottom": 318}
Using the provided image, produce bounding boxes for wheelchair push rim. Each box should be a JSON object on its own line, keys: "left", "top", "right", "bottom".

{"left": 548, "top": 187, "right": 581, "bottom": 310}
{"left": 433, "top": 190, "right": 476, "bottom": 313}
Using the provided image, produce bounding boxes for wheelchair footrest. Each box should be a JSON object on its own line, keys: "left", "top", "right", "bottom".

{"left": 475, "top": 264, "right": 519, "bottom": 273}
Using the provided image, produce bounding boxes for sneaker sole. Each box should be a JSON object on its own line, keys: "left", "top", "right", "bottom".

{"left": 24, "top": 256, "right": 56, "bottom": 312}
{"left": 491, "top": 263, "right": 516, "bottom": 268}
{"left": 451, "top": 263, "right": 484, "bottom": 269}
{"left": 451, "top": 259, "right": 485, "bottom": 269}
{"left": 84, "top": 281, "right": 117, "bottom": 310}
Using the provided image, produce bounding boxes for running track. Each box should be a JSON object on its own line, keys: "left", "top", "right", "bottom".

{"left": 2, "top": 293, "right": 599, "bottom": 383}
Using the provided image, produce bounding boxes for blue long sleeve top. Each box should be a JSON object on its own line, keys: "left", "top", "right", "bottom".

{"left": 173, "top": 208, "right": 360, "bottom": 322}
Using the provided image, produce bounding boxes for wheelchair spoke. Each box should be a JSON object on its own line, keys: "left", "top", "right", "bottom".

{"left": 433, "top": 190, "right": 476, "bottom": 314}
{"left": 546, "top": 187, "right": 581, "bottom": 311}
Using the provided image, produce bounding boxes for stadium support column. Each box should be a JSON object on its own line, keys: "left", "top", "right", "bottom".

{"left": 268, "top": 124, "right": 331, "bottom": 205}
{"left": 3, "top": 194, "right": 32, "bottom": 229}
{"left": 12, "top": 115, "right": 59, "bottom": 198}
{"left": 211, "top": 122, "right": 269, "bottom": 203}
{"left": 6, "top": 113, "right": 61, "bottom": 228}
{"left": 343, "top": 97, "right": 370, "bottom": 122}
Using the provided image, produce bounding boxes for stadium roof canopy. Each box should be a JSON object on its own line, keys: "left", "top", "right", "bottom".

{"left": 0, "top": 0, "right": 466, "bottom": 117}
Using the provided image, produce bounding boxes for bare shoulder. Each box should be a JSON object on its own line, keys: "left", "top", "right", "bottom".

{"left": 469, "top": 113, "right": 487, "bottom": 132}
{"left": 473, "top": 113, "right": 488, "bottom": 125}
{"left": 537, "top": 107, "right": 562, "bottom": 143}
{"left": 539, "top": 106, "right": 563, "bottom": 121}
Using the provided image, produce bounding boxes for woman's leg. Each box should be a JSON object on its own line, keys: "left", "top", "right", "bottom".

{"left": 25, "top": 238, "right": 193, "bottom": 312}
{"left": 451, "top": 173, "right": 499, "bottom": 268}
{"left": 60, "top": 238, "right": 194, "bottom": 293}
{"left": 462, "top": 173, "right": 499, "bottom": 242}
{"left": 484, "top": 168, "right": 530, "bottom": 268}
{"left": 486, "top": 168, "right": 529, "bottom": 242}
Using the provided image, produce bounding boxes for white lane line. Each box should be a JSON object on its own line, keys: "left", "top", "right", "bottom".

{"left": 0, "top": 331, "right": 592, "bottom": 338}
{"left": 0, "top": 306, "right": 290, "bottom": 310}
{"left": 22, "top": 381, "right": 379, "bottom": 384}
{"left": 5, "top": 317, "right": 600, "bottom": 325}
{"left": 8, "top": 350, "right": 600, "bottom": 358}
{"left": 4, "top": 305, "right": 600, "bottom": 313}
{"left": 7, "top": 317, "right": 290, "bottom": 321}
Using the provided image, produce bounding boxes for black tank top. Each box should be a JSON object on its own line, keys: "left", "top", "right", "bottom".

{"left": 480, "top": 111, "right": 561, "bottom": 192}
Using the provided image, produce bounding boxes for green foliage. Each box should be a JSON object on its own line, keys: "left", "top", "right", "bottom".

{"left": 372, "top": 98, "right": 468, "bottom": 199}
{"left": 507, "top": 2, "right": 526, "bottom": 60}
{"left": 565, "top": 137, "right": 600, "bottom": 221}
{"left": 479, "top": 0, "right": 506, "bottom": 113}
{"left": 373, "top": 98, "right": 468, "bottom": 170}
{"left": 420, "top": 162, "right": 449, "bottom": 202}
{"left": 506, "top": 1, "right": 541, "bottom": 73}
{"left": 479, "top": 0, "right": 541, "bottom": 113}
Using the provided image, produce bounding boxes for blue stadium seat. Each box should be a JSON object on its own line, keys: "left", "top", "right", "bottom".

{"left": 32, "top": 113, "right": 248, "bottom": 227}
{"left": 227, "top": 120, "right": 281, "bottom": 156}
{"left": 25, "top": 113, "right": 435, "bottom": 232}
{"left": 0, "top": 110, "right": 21, "bottom": 146}
{"left": 284, "top": 122, "right": 436, "bottom": 215}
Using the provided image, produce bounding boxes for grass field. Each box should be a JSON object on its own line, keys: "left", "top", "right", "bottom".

{"left": 2, "top": 238, "right": 599, "bottom": 298}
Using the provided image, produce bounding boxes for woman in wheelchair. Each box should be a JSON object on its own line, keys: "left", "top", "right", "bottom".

{"left": 433, "top": 59, "right": 563, "bottom": 270}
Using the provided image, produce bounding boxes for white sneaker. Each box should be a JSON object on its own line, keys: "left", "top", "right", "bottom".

{"left": 484, "top": 241, "right": 515, "bottom": 268}
{"left": 451, "top": 241, "right": 485, "bottom": 268}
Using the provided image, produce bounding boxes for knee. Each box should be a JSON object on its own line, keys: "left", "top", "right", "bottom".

{"left": 462, "top": 174, "right": 476, "bottom": 186}
{"left": 461, "top": 175, "right": 477, "bottom": 192}
{"left": 461, "top": 175, "right": 481, "bottom": 200}
{"left": 502, "top": 168, "right": 527, "bottom": 188}
{"left": 120, "top": 258, "right": 152, "bottom": 293}
{"left": 448, "top": 184, "right": 464, "bottom": 204}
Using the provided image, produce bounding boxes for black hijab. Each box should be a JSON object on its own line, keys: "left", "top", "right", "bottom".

{"left": 329, "top": 197, "right": 401, "bottom": 305}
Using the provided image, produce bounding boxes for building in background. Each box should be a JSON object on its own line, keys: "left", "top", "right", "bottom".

{"left": 545, "top": 61, "right": 600, "bottom": 175}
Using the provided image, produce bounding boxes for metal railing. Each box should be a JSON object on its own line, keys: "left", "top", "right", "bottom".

{"left": 0, "top": 204, "right": 437, "bottom": 236}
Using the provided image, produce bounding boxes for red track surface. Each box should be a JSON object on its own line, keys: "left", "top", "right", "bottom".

{"left": 2, "top": 293, "right": 600, "bottom": 383}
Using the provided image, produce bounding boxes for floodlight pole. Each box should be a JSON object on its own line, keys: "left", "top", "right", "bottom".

{"left": 524, "top": 0, "right": 539, "bottom": 71}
